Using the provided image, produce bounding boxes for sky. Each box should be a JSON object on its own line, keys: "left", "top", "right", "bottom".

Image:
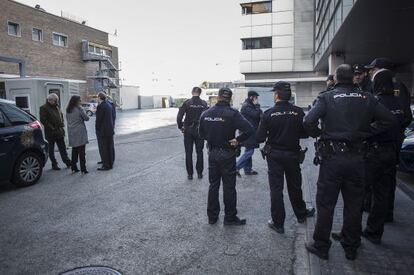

{"left": 18, "top": 0, "right": 243, "bottom": 96}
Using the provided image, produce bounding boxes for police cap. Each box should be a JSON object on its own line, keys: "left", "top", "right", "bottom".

{"left": 218, "top": 87, "right": 233, "bottom": 99}
{"left": 353, "top": 64, "right": 367, "bottom": 74}
{"left": 365, "top": 58, "right": 393, "bottom": 70}
{"left": 272, "top": 81, "right": 291, "bottom": 92}
{"left": 248, "top": 91, "right": 259, "bottom": 97}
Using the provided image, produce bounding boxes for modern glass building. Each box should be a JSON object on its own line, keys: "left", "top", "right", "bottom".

{"left": 313, "top": 0, "right": 414, "bottom": 92}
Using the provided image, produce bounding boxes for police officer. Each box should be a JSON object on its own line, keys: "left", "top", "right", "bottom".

{"left": 365, "top": 58, "right": 413, "bottom": 222}
{"left": 353, "top": 64, "right": 372, "bottom": 93}
{"left": 177, "top": 87, "right": 208, "bottom": 180}
{"left": 199, "top": 88, "right": 254, "bottom": 225}
{"left": 256, "top": 81, "right": 315, "bottom": 234}
{"left": 303, "top": 64, "right": 394, "bottom": 261}
{"left": 326, "top": 75, "right": 335, "bottom": 91}
{"left": 362, "top": 70, "right": 405, "bottom": 244}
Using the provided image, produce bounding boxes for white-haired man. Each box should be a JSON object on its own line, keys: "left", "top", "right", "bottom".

{"left": 40, "top": 93, "right": 71, "bottom": 170}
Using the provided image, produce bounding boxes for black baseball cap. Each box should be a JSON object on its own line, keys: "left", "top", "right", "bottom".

{"left": 272, "top": 81, "right": 291, "bottom": 92}
{"left": 218, "top": 87, "right": 233, "bottom": 99}
{"left": 353, "top": 64, "right": 367, "bottom": 74}
{"left": 365, "top": 58, "right": 393, "bottom": 70}
{"left": 248, "top": 91, "right": 259, "bottom": 97}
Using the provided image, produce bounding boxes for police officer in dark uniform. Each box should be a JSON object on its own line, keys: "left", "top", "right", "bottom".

{"left": 353, "top": 64, "right": 372, "bottom": 93}
{"left": 177, "top": 87, "right": 208, "bottom": 180}
{"left": 199, "top": 88, "right": 254, "bottom": 225}
{"left": 365, "top": 58, "right": 413, "bottom": 222}
{"left": 362, "top": 70, "right": 405, "bottom": 244}
{"left": 256, "top": 81, "right": 315, "bottom": 234}
{"left": 313, "top": 75, "right": 335, "bottom": 106}
{"left": 303, "top": 64, "right": 394, "bottom": 261}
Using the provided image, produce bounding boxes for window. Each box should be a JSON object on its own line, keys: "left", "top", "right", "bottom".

{"left": 0, "top": 110, "right": 7, "bottom": 128}
{"left": 32, "top": 28, "right": 43, "bottom": 42}
{"left": 52, "top": 33, "right": 68, "bottom": 47}
{"left": 241, "top": 1, "right": 272, "bottom": 15}
{"left": 88, "top": 44, "right": 112, "bottom": 57}
{"left": 2, "top": 104, "right": 33, "bottom": 126}
{"left": 242, "top": 37, "right": 272, "bottom": 50}
{"left": 14, "top": 96, "right": 30, "bottom": 113}
{"left": 7, "top": 21, "right": 21, "bottom": 37}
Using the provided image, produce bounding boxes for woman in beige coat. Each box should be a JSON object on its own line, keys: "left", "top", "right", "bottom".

{"left": 66, "top": 95, "right": 90, "bottom": 174}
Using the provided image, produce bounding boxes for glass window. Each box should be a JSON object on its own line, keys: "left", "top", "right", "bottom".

{"left": 7, "top": 21, "right": 21, "bottom": 37}
{"left": 242, "top": 37, "right": 272, "bottom": 50}
{"left": 14, "top": 96, "right": 30, "bottom": 113}
{"left": 241, "top": 1, "right": 272, "bottom": 15}
{"left": 2, "top": 104, "right": 33, "bottom": 126}
{"left": 53, "top": 33, "right": 68, "bottom": 47}
{"left": 32, "top": 28, "right": 43, "bottom": 42}
{"left": 0, "top": 110, "right": 7, "bottom": 128}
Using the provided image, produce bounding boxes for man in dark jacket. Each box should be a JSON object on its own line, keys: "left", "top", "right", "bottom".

{"left": 236, "top": 91, "right": 263, "bottom": 176}
{"left": 96, "top": 92, "right": 115, "bottom": 171}
{"left": 40, "top": 93, "right": 71, "bottom": 170}
{"left": 303, "top": 64, "right": 394, "bottom": 261}
{"left": 256, "top": 82, "right": 314, "bottom": 234}
{"left": 176, "top": 87, "right": 208, "bottom": 180}
{"left": 361, "top": 70, "right": 406, "bottom": 244}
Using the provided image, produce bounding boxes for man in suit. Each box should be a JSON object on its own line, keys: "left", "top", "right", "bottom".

{"left": 96, "top": 92, "right": 115, "bottom": 171}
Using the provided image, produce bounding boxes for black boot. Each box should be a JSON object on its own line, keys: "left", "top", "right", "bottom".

{"left": 305, "top": 242, "right": 329, "bottom": 260}
{"left": 298, "top": 207, "right": 316, "bottom": 223}
{"left": 268, "top": 220, "right": 285, "bottom": 234}
{"left": 224, "top": 216, "right": 246, "bottom": 226}
{"left": 331, "top": 232, "right": 343, "bottom": 241}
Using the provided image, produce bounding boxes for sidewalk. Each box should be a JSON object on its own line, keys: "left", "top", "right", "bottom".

{"left": 301, "top": 139, "right": 414, "bottom": 275}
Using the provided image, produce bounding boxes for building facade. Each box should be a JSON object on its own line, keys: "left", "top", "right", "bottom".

{"left": 313, "top": 0, "right": 414, "bottom": 94}
{"left": 0, "top": 0, "right": 119, "bottom": 100}
{"left": 239, "top": 0, "right": 326, "bottom": 108}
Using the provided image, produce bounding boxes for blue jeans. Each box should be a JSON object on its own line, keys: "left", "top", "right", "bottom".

{"left": 236, "top": 148, "right": 255, "bottom": 173}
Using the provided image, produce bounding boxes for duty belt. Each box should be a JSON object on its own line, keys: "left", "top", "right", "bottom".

{"left": 368, "top": 142, "right": 396, "bottom": 151}
{"left": 316, "top": 140, "right": 367, "bottom": 156}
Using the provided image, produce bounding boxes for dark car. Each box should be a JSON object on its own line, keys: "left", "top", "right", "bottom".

{"left": 0, "top": 99, "right": 48, "bottom": 187}
{"left": 399, "top": 133, "right": 414, "bottom": 173}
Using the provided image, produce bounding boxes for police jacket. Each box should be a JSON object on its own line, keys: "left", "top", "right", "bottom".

{"left": 393, "top": 79, "right": 413, "bottom": 129}
{"left": 369, "top": 93, "right": 404, "bottom": 144}
{"left": 359, "top": 77, "right": 372, "bottom": 94}
{"left": 199, "top": 101, "right": 254, "bottom": 148}
{"left": 96, "top": 100, "right": 115, "bottom": 137}
{"left": 256, "top": 101, "right": 308, "bottom": 152}
{"left": 177, "top": 96, "right": 208, "bottom": 130}
{"left": 240, "top": 98, "right": 263, "bottom": 149}
{"left": 304, "top": 83, "right": 395, "bottom": 143}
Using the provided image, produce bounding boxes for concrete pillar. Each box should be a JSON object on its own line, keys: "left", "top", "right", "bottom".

{"left": 328, "top": 53, "right": 345, "bottom": 75}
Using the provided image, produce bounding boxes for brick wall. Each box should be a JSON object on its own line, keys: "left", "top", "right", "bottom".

{"left": 0, "top": 0, "right": 119, "bottom": 99}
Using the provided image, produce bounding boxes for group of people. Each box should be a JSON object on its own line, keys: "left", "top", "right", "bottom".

{"left": 39, "top": 92, "right": 116, "bottom": 174}
{"left": 177, "top": 57, "right": 412, "bottom": 261}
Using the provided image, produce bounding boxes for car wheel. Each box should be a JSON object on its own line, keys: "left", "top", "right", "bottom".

{"left": 86, "top": 110, "right": 93, "bottom": 117}
{"left": 12, "top": 152, "right": 43, "bottom": 187}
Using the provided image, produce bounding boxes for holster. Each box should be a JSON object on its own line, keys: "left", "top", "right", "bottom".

{"left": 260, "top": 144, "right": 272, "bottom": 160}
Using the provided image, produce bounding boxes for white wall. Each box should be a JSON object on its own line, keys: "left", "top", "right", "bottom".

{"left": 119, "top": 85, "right": 140, "bottom": 110}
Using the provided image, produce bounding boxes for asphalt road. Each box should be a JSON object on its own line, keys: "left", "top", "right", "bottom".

{"left": 0, "top": 124, "right": 308, "bottom": 275}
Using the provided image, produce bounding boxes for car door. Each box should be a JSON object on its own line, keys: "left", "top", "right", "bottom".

{"left": 0, "top": 106, "right": 20, "bottom": 181}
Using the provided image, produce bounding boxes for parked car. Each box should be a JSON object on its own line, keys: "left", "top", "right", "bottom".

{"left": 0, "top": 99, "right": 48, "bottom": 187}
{"left": 81, "top": 102, "right": 97, "bottom": 116}
{"left": 399, "top": 132, "right": 414, "bottom": 173}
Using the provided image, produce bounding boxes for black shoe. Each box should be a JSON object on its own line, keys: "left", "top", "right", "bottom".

{"left": 188, "top": 175, "right": 193, "bottom": 180}
{"left": 268, "top": 220, "right": 285, "bottom": 234}
{"left": 245, "top": 170, "right": 258, "bottom": 175}
{"left": 236, "top": 171, "right": 242, "bottom": 178}
{"left": 97, "top": 166, "right": 110, "bottom": 171}
{"left": 331, "top": 232, "right": 343, "bottom": 242}
{"left": 298, "top": 207, "right": 316, "bottom": 223}
{"left": 305, "top": 242, "right": 329, "bottom": 260}
{"left": 72, "top": 168, "right": 80, "bottom": 173}
{"left": 224, "top": 216, "right": 246, "bottom": 226}
{"left": 362, "top": 230, "right": 381, "bottom": 245}
{"left": 198, "top": 174, "right": 203, "bottom": 179}
{"left": 52, "top": 165, "right": 61, "bottom": 171}
{"left": 81, "top": 170, "right": 89, "bottom": 174}
{"left": 208, "top": 217, "right": 218, "bottom": 225}
{"left": 345, "top": 250, "right": 357, "bottom": 261}
{"left": 97, "top": 161, "right": 103, "bottom": 165}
